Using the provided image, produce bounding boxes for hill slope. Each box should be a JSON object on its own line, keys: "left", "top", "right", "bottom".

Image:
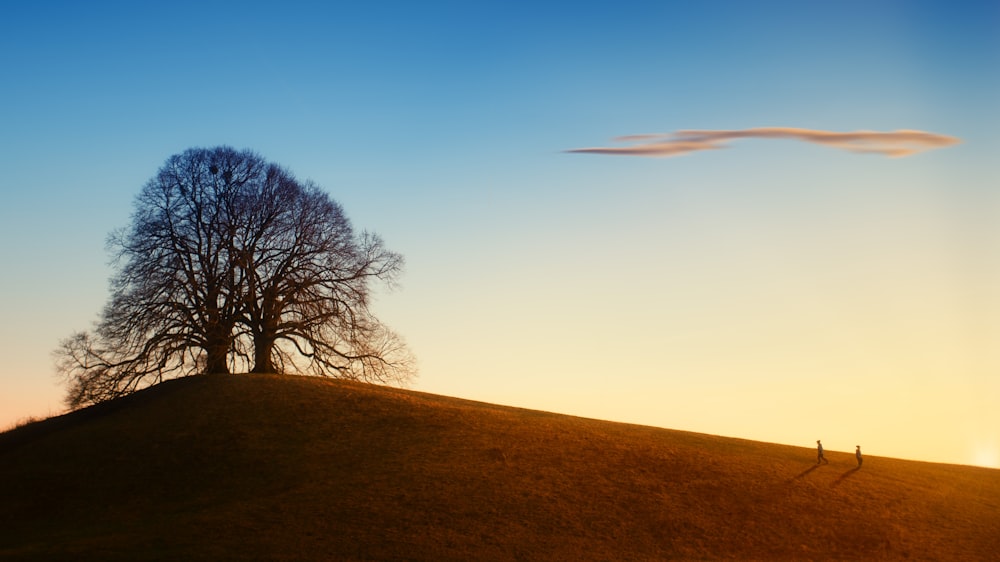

{"left": 1, "top": 374, "right": 997, "bottom": 560}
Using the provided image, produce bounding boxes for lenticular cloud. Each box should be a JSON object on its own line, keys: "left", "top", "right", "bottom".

{"left": 567, "top": 127, "right": 960, "bottom": 158}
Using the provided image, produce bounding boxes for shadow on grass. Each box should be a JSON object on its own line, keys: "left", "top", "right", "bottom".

{"left": 832, "top": 467, "right": 861, "bottom": 487}
{"left": 788, "top": 464, "right": 820, "bottom": 483}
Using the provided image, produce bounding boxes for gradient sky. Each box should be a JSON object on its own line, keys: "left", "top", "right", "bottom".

{"left": 2, "top": 1, "right": 998, "bottom": 468}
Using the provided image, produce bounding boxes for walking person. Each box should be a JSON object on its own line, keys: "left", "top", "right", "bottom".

{"left": 856, "top": 445, "right": 863, "bottom": 468}
{"left": 817, "top": 440, "right": 829, "bottom": 464}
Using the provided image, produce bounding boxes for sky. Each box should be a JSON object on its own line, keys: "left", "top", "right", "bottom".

{"left": 1, "top": 1, "right": 998, "bottom": 468}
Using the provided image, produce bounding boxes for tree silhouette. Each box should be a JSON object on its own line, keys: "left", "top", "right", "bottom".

{"left": 56, "top": 147, "right": 413, "bottom": 408}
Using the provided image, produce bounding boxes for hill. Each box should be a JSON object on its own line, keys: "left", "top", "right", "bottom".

{"left": 1, "top": 374, "right": 998, "bottom": 560}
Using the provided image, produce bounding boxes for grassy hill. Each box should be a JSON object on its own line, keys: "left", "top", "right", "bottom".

{"left": 1, "top": 374, "right": 997, "bottom": 561}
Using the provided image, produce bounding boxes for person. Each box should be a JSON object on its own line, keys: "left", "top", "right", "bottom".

{"left": 817, "top": 440, "right": 829, "bottom": 464}
{"left": 856, "top": 445, "right": 863, "bottom": 468}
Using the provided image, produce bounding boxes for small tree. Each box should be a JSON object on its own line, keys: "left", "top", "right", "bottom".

{"left": 56, "top": 147, "right": 413, "bottom": 408}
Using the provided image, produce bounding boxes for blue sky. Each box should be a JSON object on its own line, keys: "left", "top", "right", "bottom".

{"left": 2, "top": 1, "right": 998, "bottom": 467}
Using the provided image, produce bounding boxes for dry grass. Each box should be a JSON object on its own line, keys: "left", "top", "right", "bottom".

{"left": 1, "top": 373, "right": 997, "bottom": 560}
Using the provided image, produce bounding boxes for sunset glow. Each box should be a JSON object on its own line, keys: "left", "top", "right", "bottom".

{"left": 1, "top": 1, "right": 997, "bottom": 469}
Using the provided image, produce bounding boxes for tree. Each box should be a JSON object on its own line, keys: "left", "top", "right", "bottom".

{"left": 56, "top": 147, "right": 413, "bottom": 408}
{"left": 237, "top": 181, "right": 406, "bottom": 378}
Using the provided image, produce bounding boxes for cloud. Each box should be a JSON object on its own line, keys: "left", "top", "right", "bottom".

{"left": 567, "top": 127, "right": 960, "bottom": 158}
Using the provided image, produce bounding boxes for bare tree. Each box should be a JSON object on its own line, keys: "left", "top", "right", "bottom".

{"left": 56, "top": 147, "right": 413, "bottom": 408}
{"left": 236, "top": 178, "right": 410, "bottom": 381}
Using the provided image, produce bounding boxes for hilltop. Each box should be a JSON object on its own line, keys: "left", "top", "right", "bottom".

{"left": 1, "top": 374, "right": 997, "bottom": 560}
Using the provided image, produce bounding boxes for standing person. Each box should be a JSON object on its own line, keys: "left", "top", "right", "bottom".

{"left": 817, "top": 440, "right": 829, "bottom": 464}
{"left": 856, "top": 445, "right": 863, "bottom": 468}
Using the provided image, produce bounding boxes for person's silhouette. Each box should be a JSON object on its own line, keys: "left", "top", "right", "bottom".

{"left": 817, "top": 440, "right": 829, "bottom": 464}
{"left": 856, "top": 445, "right": 863, "bottom": 468}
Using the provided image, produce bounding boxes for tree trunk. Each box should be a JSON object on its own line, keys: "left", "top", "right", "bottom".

{"left": 203, "top": 322, "right": 233, "bottom": 375}
{"left": 251, "top": 333, "right": 276, "bottom": 373}
{"left": 250, "top": 292, "right": 280, "bottom": 373}
{"left": 204, "top": 343, "right": 231, "bottom": 374}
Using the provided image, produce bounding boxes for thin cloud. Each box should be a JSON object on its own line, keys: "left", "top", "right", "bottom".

{"left": 568, "top": 127, "right": 960, "bottom": 158}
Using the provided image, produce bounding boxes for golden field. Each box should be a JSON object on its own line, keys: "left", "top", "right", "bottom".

{"left": 1, "top": 374, "right": 997, "bottom": 560}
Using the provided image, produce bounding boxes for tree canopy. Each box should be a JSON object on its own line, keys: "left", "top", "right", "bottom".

{"left": 56, "top": 147, "right": 413, "bottom": 408}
